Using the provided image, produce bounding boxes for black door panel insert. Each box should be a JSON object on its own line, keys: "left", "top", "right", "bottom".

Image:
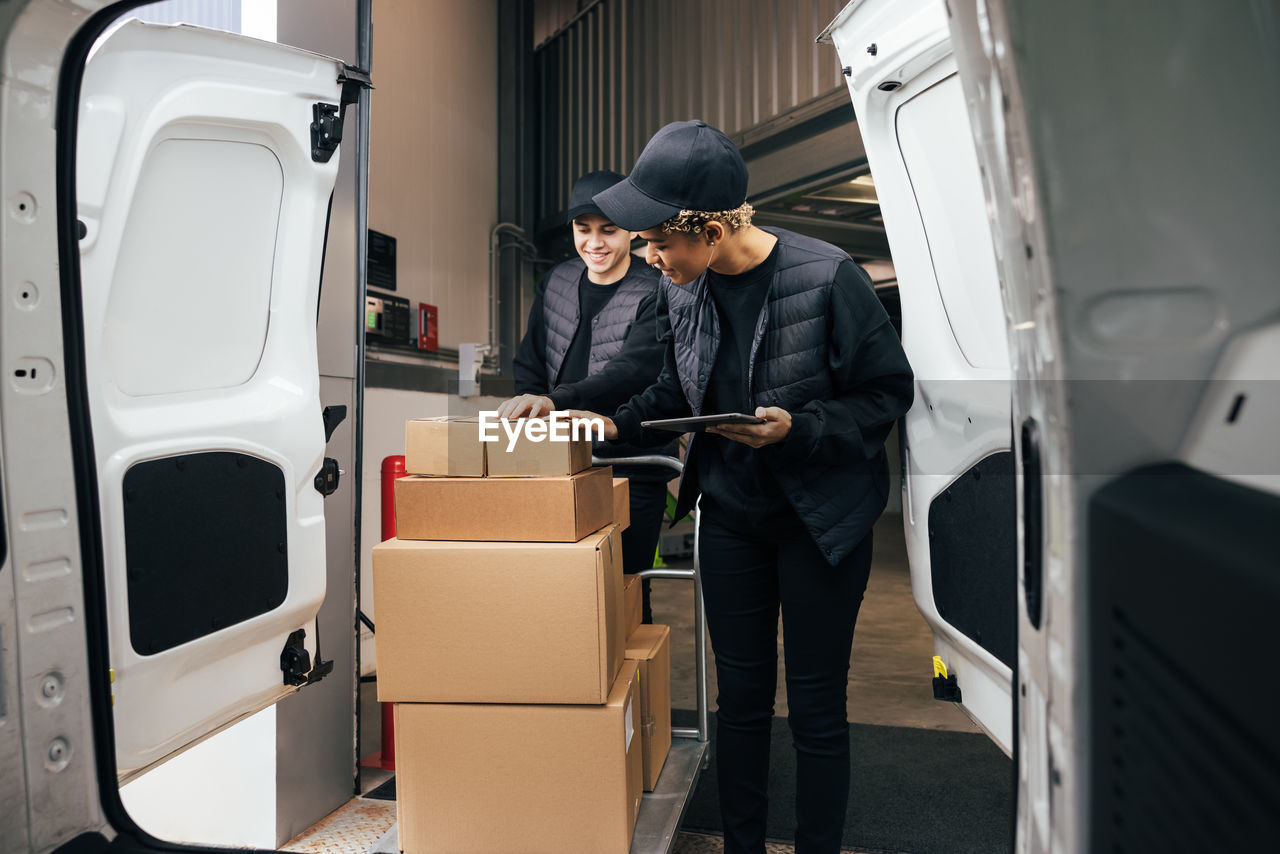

{"left": 124, "top": 451, "right": 288, "bottom": 655}
{"left": 928, "top": 451, "right": 1017, "bottom": 667}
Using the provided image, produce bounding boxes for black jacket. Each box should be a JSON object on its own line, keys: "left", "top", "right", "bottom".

{"left": 610, "top": 228, "right": 914, "bottom": 564}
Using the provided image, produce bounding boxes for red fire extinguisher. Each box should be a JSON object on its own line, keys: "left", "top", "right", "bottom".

{"left": 381, "top": 455, "right": 405, "bottom": 542}
{"left": 362, "top": 455, "right": 405, "bottom": 772}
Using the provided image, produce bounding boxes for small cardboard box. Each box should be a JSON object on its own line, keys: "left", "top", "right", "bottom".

{"left": 625, "top": 624, "right": 672, "bottom": 791}
{"left": 395, "top": 661, "right": 643, "bottom": 854}
{"left": 394, "top": 466, "right": 613, "bottom": 542}
{"left": 404, "top": 416, "right": 484, "bottom": 477}
{"left": 373, "top": 525, "right": 625, "bottom": 703}
{"left": 485, "top": 417, "right": 593, "bottom": 477}
{"left": 623, "top": 574, "right": 642, "bottom": 639}
{"left": 612, "top": 476, "right": 630, "bottom": 531}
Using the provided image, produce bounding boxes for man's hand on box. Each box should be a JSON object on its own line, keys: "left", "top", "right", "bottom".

{"left": 496, "top": 394, "right": 556, "bottom": 420}
{"left": 567, "top": 410, "right": 617, "bottom": 441}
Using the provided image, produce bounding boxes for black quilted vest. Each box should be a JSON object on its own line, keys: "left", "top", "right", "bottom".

{"left": 542, "top": 256, "right": 672, "bottom": 467}
{"left": 666, "top": 228, "right": 889, "bottom": 565}
{"left": 542, "top": 257, "right": 660, "bottom": 386}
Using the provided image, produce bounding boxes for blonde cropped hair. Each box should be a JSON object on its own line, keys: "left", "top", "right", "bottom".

{"left": 659, "top": 202, "right": 755, "bottom": 236}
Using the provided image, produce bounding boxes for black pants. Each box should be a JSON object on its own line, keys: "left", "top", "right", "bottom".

{"left": 620, "top": 479, "right": 669, "bottom": 623}
{"left": 699, "top": 514, "right": 874, "bottom": 854}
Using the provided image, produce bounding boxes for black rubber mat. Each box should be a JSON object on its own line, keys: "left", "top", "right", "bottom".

{"left": 363, "top": 776, "right": 396, "bottom": 801}
{"left": 674, "top": 710, "right": 1013, "bottom": 854}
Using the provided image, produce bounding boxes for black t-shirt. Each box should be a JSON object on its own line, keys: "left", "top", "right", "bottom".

{"left": 555, "top": 268, "right": 621, "bottom": 386}
{"left": 695, "top": 242, "right": 805, "bottom": 534}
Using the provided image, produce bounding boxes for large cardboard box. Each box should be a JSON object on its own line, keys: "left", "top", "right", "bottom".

{"left": 404, "top": 416, "right": 484, "bottom": 477}
{"left": 395, "top": 661, "right": 643, "bottom": 854}
{"left": 394, "top": 465, "right": 613, "bottom": 542}
{"left": 623, "top": 573, "right": 642, "bottom": 638}
{"left": 612, "top": 476, "right": 630, "bottom": 531}
{"left": 485, "top": 417, "right": 593, "bottom": 477}
{"left": 625, "top": 624, "right": 672, "bottom": 791}
{"left": 373, "top": 525, "right": 625, "bottom": 703}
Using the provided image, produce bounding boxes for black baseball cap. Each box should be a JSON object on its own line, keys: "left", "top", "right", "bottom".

{"left": 593, "top": 120, "right": 748, "bottom": 231}
{"left": 566, "top": 170, "right": 626, "bottom": 223}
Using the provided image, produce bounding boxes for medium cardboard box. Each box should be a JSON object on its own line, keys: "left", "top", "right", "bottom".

{"left": 626, "top": 624, "right": 672, "bottom": 791}
{"left": 623, "top": 573, "right": 642, "bottom": 638}
{"left": 612, "top": 476, "right": 630, "bottom": 531}
{"left": 404, "top": 416, "right": 484, "bottom": 477}
{"left": 372, "top": 525, "right": 625, "bottom": 703}
{"left": 394, "top": 465, "right": 613, "bottom": 542}
{"left": 395, "top": 661, "right": 643, "bottom": 854}
{"left": 485, "top": 416, "right": 593, "bottom": 477}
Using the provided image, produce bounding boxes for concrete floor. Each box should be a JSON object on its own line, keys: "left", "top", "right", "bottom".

{"left": 654, "top": 513, "right": 981, "bottom": 733}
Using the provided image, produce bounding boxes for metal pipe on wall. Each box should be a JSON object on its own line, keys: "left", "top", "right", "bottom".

{"left": 488, "top": 222, "right": 539, "bottom": 371}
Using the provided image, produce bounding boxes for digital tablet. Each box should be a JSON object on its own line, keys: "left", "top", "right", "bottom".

{"left": 640, "top": 412, "right": 765, "bottom": 432}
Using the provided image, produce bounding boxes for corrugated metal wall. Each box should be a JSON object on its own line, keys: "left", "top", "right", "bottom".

{"left": 534, "top": 0, "right": 849, "bottom": 229}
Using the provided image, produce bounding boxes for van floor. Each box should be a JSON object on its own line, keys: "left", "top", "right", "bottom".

{"left": 322, "top": 513, "right": 984, "bottom": 854}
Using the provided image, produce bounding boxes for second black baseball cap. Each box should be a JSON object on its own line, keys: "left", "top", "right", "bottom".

{"left": 593, "top": 120, "right": 748, "bottom": 231}
{"left": 566, "top": 170, "right": 626, "bottom": 223}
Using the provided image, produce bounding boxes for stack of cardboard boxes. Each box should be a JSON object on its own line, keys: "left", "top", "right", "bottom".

{"left": 372, "top": 416, "right": 672, "bottom": 853}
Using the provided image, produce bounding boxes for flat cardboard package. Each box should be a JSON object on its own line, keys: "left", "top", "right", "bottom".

{"left": 625, "top": 624, "right": 672, "bottom": 791}
{"left": 623, "top": 573, "right": 642, "bottom": 638}
{"left": 485, "top": 417, "right": 593, "bottom": 477}
{"left": 404, "top": 416, "right": 484, "bottom": 477}
{"left": 395, "top": 661, "right": 643, "bottom": 854}
{"left": 373, "top": 525, "right": 625, "bottom": 703}
{"left": 612, "top": 476, "right": 630, "bottom": 531}
{"left": 394, "top": 465, "right": 613, "bottom": 542}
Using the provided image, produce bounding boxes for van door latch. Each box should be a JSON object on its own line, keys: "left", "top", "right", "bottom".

{"left": 281, "top": 628, "right": 334, "bottom": 687}
{"left": 281, "top": 629, "right": 312, "bottom": 686}
{"left": 314, "top": 458, "right": 342, "bottom": 496}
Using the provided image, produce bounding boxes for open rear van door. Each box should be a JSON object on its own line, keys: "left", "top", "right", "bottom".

{"left": 821, "top": 0, "right": 1017, "bottom": 753}
{"left": 75, "top": 18, "right": 354, "bottom": 778}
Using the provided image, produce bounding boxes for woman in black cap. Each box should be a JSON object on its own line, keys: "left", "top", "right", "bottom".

{"left": 498, "top": 170, "right": 675, "bottom": 619}
{"left": 579, "top": 122, "right": 915, "bottom": 854}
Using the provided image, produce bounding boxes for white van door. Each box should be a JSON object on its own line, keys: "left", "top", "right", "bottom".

{"left": 75, "top": 19, "right": 355, "bottom": 777}
{"left": 821, "top": 0, "right": 1017, "bottom": 752}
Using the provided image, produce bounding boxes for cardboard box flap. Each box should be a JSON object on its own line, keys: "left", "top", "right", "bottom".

{"left": 625, "top": 623, "right": 670, "bottom": 660}
{"left": 611, "top": 477, "right": 630, "bottom": 531}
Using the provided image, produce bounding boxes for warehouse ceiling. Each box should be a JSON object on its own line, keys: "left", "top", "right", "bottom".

{"left": 753, "top": 172, "right": 895, "bottom": 271}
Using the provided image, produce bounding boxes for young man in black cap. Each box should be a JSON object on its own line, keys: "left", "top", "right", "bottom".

{"left": 575, "top": 122, "right": 915, "bottom": 854}
{"left": 498, "top": 170, "right": 674, "bottom": 620}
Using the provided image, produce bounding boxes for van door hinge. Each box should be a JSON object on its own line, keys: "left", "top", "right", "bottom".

{"left": 311, "top": 67, "right": 372, "bottom": 163}
{"left": 338, "top": 65, "right": 372, "bottom": 108}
